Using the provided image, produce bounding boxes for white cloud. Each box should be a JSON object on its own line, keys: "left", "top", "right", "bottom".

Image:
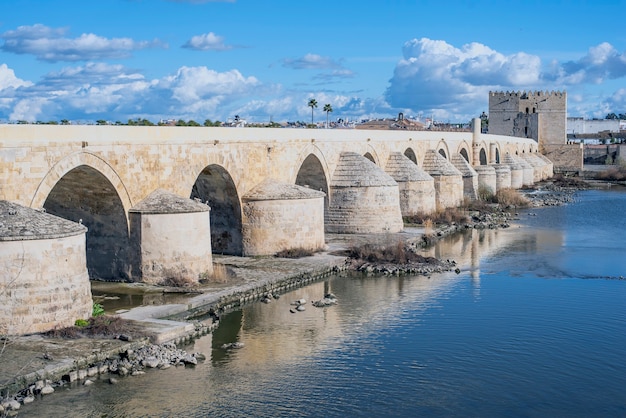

{"left": 0, "top": 24, "right": 164, "bottom": 62}
{"left": 282, "top": 53, "right": 342, "bottom": 70}
{"left": 0, "top": 64, "right": 33, "bottom": 90}
{"left": 182, "top": 32, "right": 232, "bottom": 51}
{"left": 386, "top": 37, "right": 547, "bottom": 120}
{"left": 162, "top": 66, "right": 259, "bottom": 103}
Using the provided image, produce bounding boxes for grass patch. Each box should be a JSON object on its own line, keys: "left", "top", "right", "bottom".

{"left": 45, "top": 315, "right": 146, "bottom": 339}
{"left": 595, "top": 166, "right": 626, "bottom": 181}
{"left": 274, "top": 247, "right": 322, "bottom": 258}
{"left": 404, "top": 207, "right": 470, "bottom": 226}
{"left": 493, "top": 188, "right": 530, "bottom": 208}
{"left": 198, "top": 263, "right": 233, "bottom": 284}
{"left": 347, "top": 239, "right": 438, "bottom": 265}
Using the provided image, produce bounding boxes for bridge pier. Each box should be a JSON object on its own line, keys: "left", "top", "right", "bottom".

{"left": 0, "top": 201, "right": 92, "bottom": 335}
{"left": 422, "top": 150, "right": 464, "bottom": 210}
{"left": 451, "top": 155, "right": 479, "bottom": 200}
{"left": 385, "top": 152, "right": 436, "bottom": 216}
{"left": 492, "top": 164, "right": 512, "bottom": 190}
{"left": 129, "top": 189, "right": 213, "bottom": 285}
{"left": 474, "top": 165, "right": 497, "bottom": 196}
{"left": 241, "top": 179, "right": 325, "bottom": 256}
{"left": 326, "top": 152, "right": 403, "bottom": 233}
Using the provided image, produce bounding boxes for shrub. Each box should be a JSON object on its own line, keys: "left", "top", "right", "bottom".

{"left": 477, "top": 184, "right": 495, "bottom": 201}
{"left": 92, "top": 303, "right": 105, "bottom": 317}
{"left": 347, "top": 239, "right": 437, "bottom": 265}
{"left": 74, "top": 319, "right": 89, "bottom": 327}
{"left": 595, "top": 166, "right": 626, "bottom": 181}
{"left": 493, "top": 188, "right": 529, "bottom": 208}
{"left": 274, "top": 247, "right": 322, "bottom": 258}
{"left": 198, "top": 263, "right": 233, "bottom": 284}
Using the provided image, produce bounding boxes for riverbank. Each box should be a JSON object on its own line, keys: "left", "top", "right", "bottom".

{"left": 0, "top": 178, "right": 593, "bottom": 413}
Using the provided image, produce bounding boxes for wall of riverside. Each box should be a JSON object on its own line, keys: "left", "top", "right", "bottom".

{"left": 0, "top": 234, "right": 92, "bottom": 335}
{"left": 241, "top": 197, "right": 325, "bottom": 256}
{"left": 543, "top": 144, "right": 584, "bottom": 172}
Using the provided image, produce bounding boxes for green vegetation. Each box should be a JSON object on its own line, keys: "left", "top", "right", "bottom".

{"left": 308, "top": 98, "right": 318, "bottom": 124}
{"left": 74, "top": 319, "right": 89, "bottom": 327}
{"left": 92, "top": 303, "right": 105, "bottom": 317}
{"left": 323, "top": 103, "right": 333, "bottom": 128}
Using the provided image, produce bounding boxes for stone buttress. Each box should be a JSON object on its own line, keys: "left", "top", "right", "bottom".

{"left": 241, "top": 179, "right": 325, "bottom": 256}
{"left": 422, "top": 150, "right": 464, "bottom": 210}
{"left": 384, "top": 152, "right": 436, "bottom": 216}
{"left": 326, "top": 152, "right": 403, "bottom": 233}
{"left": 492, "top": 164, "right": 512, "bottom": 191}
{"left": 0, "top": 201, "right": 92, "bottom": 335}
{"left": 129, "top": 189, "right": 212, "bottom": 284}
{"left": 474, "top": 165, "right": 497, "bottom": 196}
{"left": 451, "top": 155, "right": 479, "bottom": 200}
{"left": 502, "top": 153, "right": 525, "bottom": 189}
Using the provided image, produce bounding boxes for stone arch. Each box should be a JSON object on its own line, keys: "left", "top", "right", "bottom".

{"left": 42, "top": 164, "right": 131, "bottom": 281}
{"left": 457, "top": 141, "right": 472, "bottom": 163}
{"left": 479, "top": 148, "right": 488, "bottom": 165}
{"left": 363, "top": 152, "right": 376, "bottom": 164}
{"left": 495, "top": 147, "right": 501, "bottom": 163}
{"left": 31, "top": 151, "right": 132, "bottom": 214}
{"left": 295, "top": 153, "right": 330, "bottom": 214}
{"left": 459, "top": 148, "right": 470, "bottom": 162}
{"left": 191, "top": 164, "right": 243, "bottom": 256}
{"left": 404, "top": 147, "right": 418, "bottom": 165}
{"left": 436, "top": 139, "right": 450, "bottom": 160}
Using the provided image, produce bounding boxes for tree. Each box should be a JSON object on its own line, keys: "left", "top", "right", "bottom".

{"left": 606, "top": 113, "right": 618, "bottom": 120}
{"left": 323, "top": 104, "right": 333, "bottom": 128}
{"left": 308, "top": 98, "right": 318, "bottom": 125}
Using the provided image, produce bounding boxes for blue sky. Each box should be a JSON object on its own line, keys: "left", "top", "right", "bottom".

{"left": 1, "top": 0, "right": 626, "bottom": 124}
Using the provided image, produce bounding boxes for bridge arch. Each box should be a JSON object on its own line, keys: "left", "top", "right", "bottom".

{"left": 436, "top": 139, "right": 450, "bottom": 160}
{"left": 190, "top": 164, "right": 243, "bottom": 256}
{"left": 293, "top": 145, "right": 330, "bottom": 193}
{"left": 33, "top": 152, "right": 132, "bottom": 280}
{"left": 31, "top": 151, "right": 132, "bottom": 213}
{"left": 404, "top": 147, "right": 418, "bottom": 165}
{"left": 457, "top": 140, "right": 472, "bottom": 163}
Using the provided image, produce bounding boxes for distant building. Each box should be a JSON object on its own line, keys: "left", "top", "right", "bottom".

{"left": 356, "top": 113, "right": 425, "bottom": 130}
{"left": 567, "top": 117, "right": 623, "bottom": 135}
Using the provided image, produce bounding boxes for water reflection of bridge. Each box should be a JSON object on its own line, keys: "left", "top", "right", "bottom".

{"left": 203, "top": 223, "right": 564, "bottom": 368}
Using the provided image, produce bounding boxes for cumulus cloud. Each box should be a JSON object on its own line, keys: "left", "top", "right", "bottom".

{"left": 0, "top": 62, "right": 264, "bottom": 122}
{"left": 0, "top": 24, "right": 164, "bottom": 62}
{"left": 550, "top": 42, "right": 626, "bottom": 85}
{"left": 182, "top": 32, "right": 232, "bottom": 51}
{"left": 386, "top": 37, "right": 544, "bottom": 118}
{"left": 0, "top": 64, "right": 33, "bottom": 90}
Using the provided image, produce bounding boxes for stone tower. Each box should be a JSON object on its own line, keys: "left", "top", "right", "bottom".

{"left": 488, "top": 91, "right": 567, "bottom": 152}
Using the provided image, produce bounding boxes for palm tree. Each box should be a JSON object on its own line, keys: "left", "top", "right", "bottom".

{"left": 308, "top": 98, "right": 318, "bottom": 125}
{"left": 323, "top": 104, "right": 333, "bottom": 128}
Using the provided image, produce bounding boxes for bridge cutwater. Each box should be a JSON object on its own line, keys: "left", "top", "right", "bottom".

{"left": 0, "top": 119, "right": 552, "bottom": 335}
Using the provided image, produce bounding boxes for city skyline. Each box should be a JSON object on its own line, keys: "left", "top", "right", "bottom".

{"left": 1, "top": 0, "right": 626, "bottom": 124}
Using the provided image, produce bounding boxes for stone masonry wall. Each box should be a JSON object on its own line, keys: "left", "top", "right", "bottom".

{"left": 0, "top": 234, "right": 92, "bottom": 335}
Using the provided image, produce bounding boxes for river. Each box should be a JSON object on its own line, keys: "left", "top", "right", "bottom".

{"left": 20, "top": 187, "right": 626, "bottom": 417}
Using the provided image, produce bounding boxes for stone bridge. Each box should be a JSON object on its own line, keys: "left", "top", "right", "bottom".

{"left": 0, "top": 122, "right": 552, "bottom": 334}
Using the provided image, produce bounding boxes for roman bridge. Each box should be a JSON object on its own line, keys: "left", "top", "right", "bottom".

{"left": 1, "top": 122, "right": 554, "bottom": 334}
{"left": 0, "top": 122, "right": 548, "bottom": 278}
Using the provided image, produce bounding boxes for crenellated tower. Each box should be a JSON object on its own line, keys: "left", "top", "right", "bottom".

{"left": 488, "top": 91, "right": 566, "bottom": 152}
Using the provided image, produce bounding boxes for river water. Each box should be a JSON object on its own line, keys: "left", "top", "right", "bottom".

{"left": 21, "top": 187, "right": 626, "bottom": 417}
